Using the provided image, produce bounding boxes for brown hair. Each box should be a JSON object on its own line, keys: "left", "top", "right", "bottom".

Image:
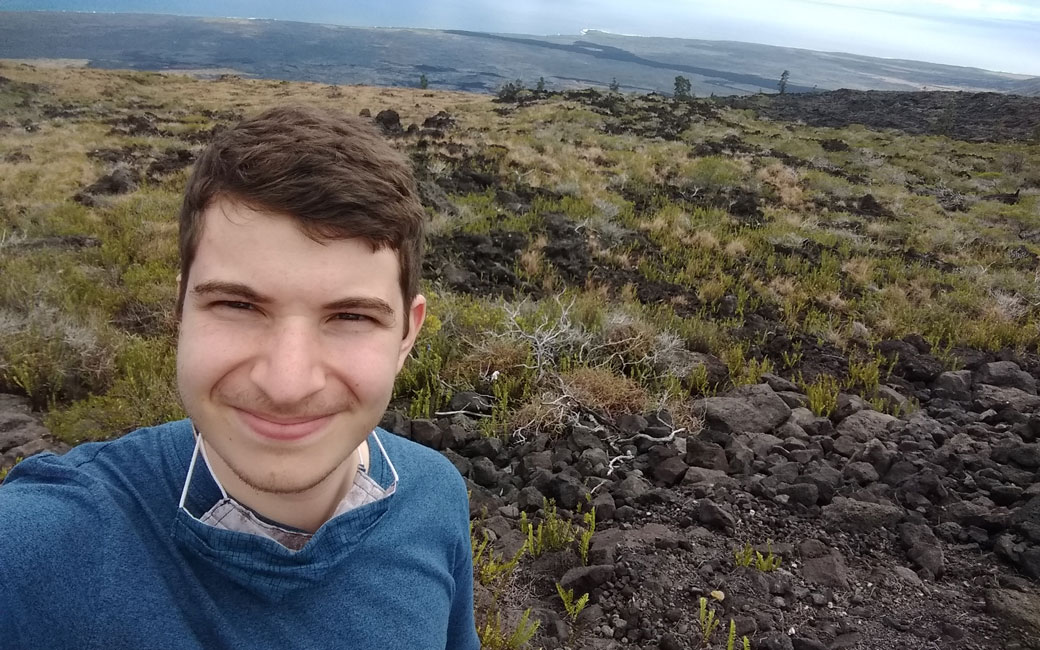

{"left": 176, "top": 105, "right": 426, "bottom": 325}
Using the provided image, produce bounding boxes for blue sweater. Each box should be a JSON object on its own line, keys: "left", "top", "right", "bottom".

{"left": 0, "top": 419, "right": 480, "bottom": 650}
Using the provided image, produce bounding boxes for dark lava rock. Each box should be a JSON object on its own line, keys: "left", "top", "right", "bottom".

{"left": 976, "top": 361, "right": 1037, "bottom": 394}
{"left": 695, "top": 384, "right": 791, "bottom": 434}
{"left": 899, "top": 522, "right": 945, "bottom": 578}
{"left": 974, "top": 385, "right": 1040, "bottom": 413}
{"left": 697, "top": 499, "right": 737, "bottom": 531}
{"left": 821, "top": 496, "right": 905, "bottom": 534}
{"left": 818, "top": 137, "right": 850, "bottom": 152}
{"left": 422, "top": 110, "right": 455, "bottom": 130}
{"left": 778, "top": 482, "right": 819, "bottom": 506}
{"left": 448, "top": 391, "right": 493, "bottom": 414}
{"left": 470, "top": 457, "right": 500, "bottom": 488}
{"left": 934, "top": 370, "right": 973, "bottom": 401}
{"left": 410, "top": 419, "right": 442, "bottom": 449}
{"left": 877, "top": 339, "right": 944, "bottom": 382}
{"left": 374, "top": 109, "right": 402, "bottom": 134}
{"left": 985, "top": 589, "right": 1040, "bottom": 646}
{"left": 1012, "top": 496, "right": 1040, "bottom": 544}
{"left": 725, "top": 89, "right": 1040, "bottom": 143}
{"left": 560, "top": 564, "right": 615, "bottom": 594}
{"left": 652, "top": 456, "right": 689, "bottom": 487}
{"left": 74, "top": 165, "right": 139, "bottom": 204}
{"left": 685, "top": 439, "right": 729, "bottom": 471}
{"left": 551, "top": 473, "right": 589, "bottom": 511}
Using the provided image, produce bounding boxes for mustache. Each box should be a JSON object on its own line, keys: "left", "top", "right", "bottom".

{"left": 217, "top": 388, "right": 352, "bottom": 419}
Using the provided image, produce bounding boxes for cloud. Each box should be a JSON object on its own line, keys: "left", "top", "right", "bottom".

{"left": 807, "top": 0, "right": 1040, "bottom": 21}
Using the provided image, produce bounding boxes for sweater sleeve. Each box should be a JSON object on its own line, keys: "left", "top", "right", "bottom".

{"left": 0, "top": 557, "right": 25, "bottom": 648}
{"left": 0, "top": 451, "right": 105, "bottom": 649}
{"left": 444, "top": 483, "right": 480, "bottom": 650}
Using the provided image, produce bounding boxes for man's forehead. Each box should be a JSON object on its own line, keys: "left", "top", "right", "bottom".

{"left": 199, "top": 198, "right": 385, "bottom": 249}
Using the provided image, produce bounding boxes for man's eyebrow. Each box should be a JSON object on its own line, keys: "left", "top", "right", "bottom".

{"left": 191, "top": 281, "right": 396, "bottom": 322}
{"left": 324, "top": 297, "right": 396, "bottom": 323}
{"left": 191, "top": 281, "right": 270, "bottom": 303}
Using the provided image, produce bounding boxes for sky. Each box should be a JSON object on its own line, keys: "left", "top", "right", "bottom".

{"left": 3, "top": 0, "right": 1039, "bottom": 75}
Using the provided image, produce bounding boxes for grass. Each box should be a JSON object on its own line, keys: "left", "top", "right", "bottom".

{"left": 3, "top": 67, "right": 1038, "bottom": 418}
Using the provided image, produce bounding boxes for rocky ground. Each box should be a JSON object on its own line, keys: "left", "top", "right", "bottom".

{"left": 721, "top": 89, "right": 1040, "bottom": 143}
{"left": 6, "top": 353, "right": 1040, "bottom": 649}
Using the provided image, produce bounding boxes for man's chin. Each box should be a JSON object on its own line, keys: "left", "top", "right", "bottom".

{"left": 224, "top": 458, "right": 343, "bottom": 496}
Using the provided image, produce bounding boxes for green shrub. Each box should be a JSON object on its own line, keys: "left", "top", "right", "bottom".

{"left": 478, "top": 609, "right": 539, "bottom": 650}
{"left": 799, "top": 373, "right": 841, "bottom": 418}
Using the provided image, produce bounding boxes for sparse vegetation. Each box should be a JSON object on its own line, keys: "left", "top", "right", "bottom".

{"left": 734, "top": 541, "right": 782, "bottom": 572}
{"left": 2, "top": 61, "right": 1039, "bottom": 650}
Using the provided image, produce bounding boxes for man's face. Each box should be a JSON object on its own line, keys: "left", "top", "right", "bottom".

{"left": 176, "top": 197, "right": 425, "bottom": 496}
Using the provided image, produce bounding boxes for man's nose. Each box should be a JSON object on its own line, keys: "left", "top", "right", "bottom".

{"left": 250, "top": 321, "right": 326, "bottom": 406}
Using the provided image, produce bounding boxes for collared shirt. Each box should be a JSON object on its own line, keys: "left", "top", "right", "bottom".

{"left": 179, "top": 427, "right": 398, "bottom": 551}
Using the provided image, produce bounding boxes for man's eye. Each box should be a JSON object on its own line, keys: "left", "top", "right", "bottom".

{"left": 219, "top": 301, "right": 254, "bottom": 310}
{"left": 333, "top": 313, "right": 368, "bottom": 322}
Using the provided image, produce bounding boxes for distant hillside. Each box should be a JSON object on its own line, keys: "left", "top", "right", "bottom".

{"left": 1010, "top": 78, "right": 1040, "bottom": 96}
{"left": 0, "top": 11, "right": 1036, "bottom": 96}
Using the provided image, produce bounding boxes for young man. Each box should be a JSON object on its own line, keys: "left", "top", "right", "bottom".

{"left": 0, "top": 106, "right": 480, "bottom": 649}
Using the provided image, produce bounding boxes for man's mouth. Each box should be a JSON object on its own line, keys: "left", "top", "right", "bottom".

{"left": 234, "top": 408, "right": 333, "bottom": 441}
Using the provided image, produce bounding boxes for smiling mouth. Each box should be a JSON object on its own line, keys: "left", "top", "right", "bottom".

{"left": 234, "top": 408, "right": 333, "bottom": 441}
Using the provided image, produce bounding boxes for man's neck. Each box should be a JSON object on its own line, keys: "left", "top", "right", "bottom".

{"left": 204, "top": 440, "right": 370, "bottom": 534}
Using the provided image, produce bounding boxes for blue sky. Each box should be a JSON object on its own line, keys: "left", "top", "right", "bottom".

{"left": 3, "top": 0, "right": 1038, "bottom": 75}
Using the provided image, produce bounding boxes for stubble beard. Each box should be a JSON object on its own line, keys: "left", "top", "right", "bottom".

{"left": 223, "top": 450, "right": 346, "bottom": 495}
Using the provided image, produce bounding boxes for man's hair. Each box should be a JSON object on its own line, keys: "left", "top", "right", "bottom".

{"left": 176, "top": 104, "right": 426, "bottom": 319}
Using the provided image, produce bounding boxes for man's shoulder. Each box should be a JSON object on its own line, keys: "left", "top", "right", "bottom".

{"left": 0, "top": 419, "right": 192, "bottom": 524}
{"left": 2, "top": 419, "right": 191, "bottom": 488}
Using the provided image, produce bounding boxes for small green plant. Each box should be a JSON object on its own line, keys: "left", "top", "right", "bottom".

{"left": 846, "top": 351, "right": 885, "bottom": 393}
{"left": 555, "top": 582, "right": 590, "bottom": 621}
{"left": 578, "top": 506, "right": 596, "bottom": 565}
{"left": 734, "top": 541, "right": 781, "bottom": 572}
{"left": 869, "top": 394, "right": 918, "bottom": 417}
{"left": 778, "top": 70, "right": 789, "bottom": 95}
{"left": 481, "top": 373, "right": 530, "bottom": 437}
{"left": 519, "top": 498, "right": 578, "bottom": 557}
{"left": 418, "top": 73, "right": 429, "bottom": 89}
{"left": 780, "top": 344, "right": 803, "bottom": 370}
{"left": 799, "top": 373, "right": 841, "bottom": 417}
{"left": 478, "top": 608, "right": 540, "bottom": 650}
{"left": 688, "top": 363, "right": 713, "bottom": 395}
{"left": 472, "top": 524, "right": 527, "bottom": 588}
{"left": 722, "top": 342, "right": 774, "bottom": 387}
{"left": 697, "top": 596, "right": 720, "bottom": 646}
{"left": 725, "top": 619, "right": 752, "bottom": 650}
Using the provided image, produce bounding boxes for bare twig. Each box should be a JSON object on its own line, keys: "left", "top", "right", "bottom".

{"left": 607, "top": 451, "right": 634, "bottom": 475}
{"left": 433, "top": 409, "right": 491, "bottom": 418}
{"left": 616, "top": 429, "right": 683, "bottom": 445}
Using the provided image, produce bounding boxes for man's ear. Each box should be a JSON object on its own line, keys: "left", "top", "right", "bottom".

{"left": 397, "top": 294, "right": 427, "bottom": 372}
{"left": 175, "top": 272, "right": 183, "bottom": 322}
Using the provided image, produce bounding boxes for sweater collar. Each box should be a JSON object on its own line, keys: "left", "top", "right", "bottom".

{"left": 169, "top": 420, "right": 397, "bottom": 600}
